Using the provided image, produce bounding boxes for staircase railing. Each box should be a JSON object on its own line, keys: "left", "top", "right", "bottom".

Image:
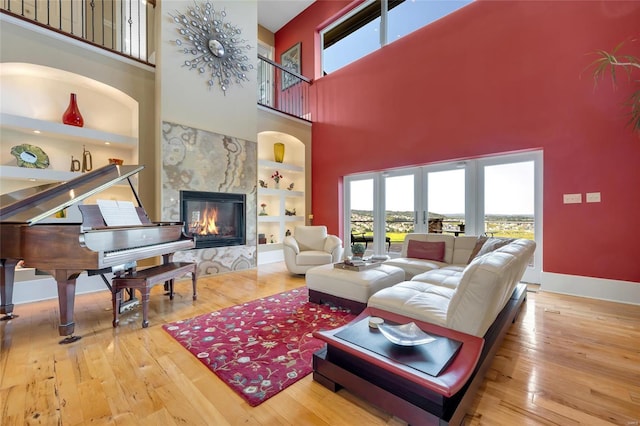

{"left": 258, "top": 54, "right": 311, "bottom": 121}
{"left": 1, "top": 0, "right": 156, "bottom": 65}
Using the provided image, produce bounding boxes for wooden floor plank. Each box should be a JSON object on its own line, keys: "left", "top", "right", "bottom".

{"left": 1, "top": 262, "right": 639, "bottom": 425}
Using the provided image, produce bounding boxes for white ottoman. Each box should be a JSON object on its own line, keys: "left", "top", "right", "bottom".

{"left": 306, "top": 263, "right": 405, "bottom": 313}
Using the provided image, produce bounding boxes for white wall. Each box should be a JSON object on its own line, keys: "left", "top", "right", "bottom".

{"left": 158, "top": 0, "right": 258, "bottom": 143}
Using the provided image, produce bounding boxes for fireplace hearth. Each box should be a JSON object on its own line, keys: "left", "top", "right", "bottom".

{"left": 180, "top": 190, "right": 246, "bottom": 249}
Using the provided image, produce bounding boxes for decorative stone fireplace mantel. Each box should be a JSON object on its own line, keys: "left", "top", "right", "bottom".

{"left": 161, "top": 121, "right": 257, "bottom": 276}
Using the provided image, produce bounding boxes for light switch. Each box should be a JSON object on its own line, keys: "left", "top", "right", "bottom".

{"left": 563, "top": 193, "right": 582, "bottom": 204}
{"left": 586, "top": 192, "right": 601, "bottom": 203}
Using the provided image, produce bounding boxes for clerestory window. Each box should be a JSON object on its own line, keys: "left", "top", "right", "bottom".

{"left": 321, "top": 0, "right": 473, "bottom": 74}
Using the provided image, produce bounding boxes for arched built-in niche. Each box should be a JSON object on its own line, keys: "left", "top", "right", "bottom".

{"left": 257, "top": 131, "right": 306, "bottom": 263}
{"left": 1, "top": 63, "right": 137, "bottom": 136}
{"left": 0, "top": 63, "right": 139, "bottom": 193}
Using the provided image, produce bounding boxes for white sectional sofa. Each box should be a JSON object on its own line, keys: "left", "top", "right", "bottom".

{"left": 383, "top": 233, "right": 480, "bottom": 280}
{"left": 374, "top": 235, "right": 536, "bottom": 337}
{"left": 312, "top": 234, "right": 536, "bottom": 425}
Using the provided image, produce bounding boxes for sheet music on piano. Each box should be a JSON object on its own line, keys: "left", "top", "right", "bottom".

{"left": 97, "top": 199, "right": 143, "bottom": 227}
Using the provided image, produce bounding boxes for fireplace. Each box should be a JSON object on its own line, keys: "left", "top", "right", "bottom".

{"left": 180, "top": 190, "right": 246, "bottom": 249}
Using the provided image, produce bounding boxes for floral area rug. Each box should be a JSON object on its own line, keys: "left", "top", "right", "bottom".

{"left": 162, "top": 287, "right": 355, "bottom": 406}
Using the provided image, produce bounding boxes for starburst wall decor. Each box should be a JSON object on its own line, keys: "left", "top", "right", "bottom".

{"left": 170, "top": 1, "right": 253, "bottom": 95}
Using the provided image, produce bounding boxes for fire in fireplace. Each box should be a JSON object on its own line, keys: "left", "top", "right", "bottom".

{"left": 180, "top": 190, "right": 246, "bottom": 249}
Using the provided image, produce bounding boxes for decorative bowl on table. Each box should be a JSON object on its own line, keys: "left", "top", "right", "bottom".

{"left": 378, "top": 322, "right": 436, "bottom": 346}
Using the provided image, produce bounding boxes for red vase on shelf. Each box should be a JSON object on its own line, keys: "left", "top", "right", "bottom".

{"left": 62, "top": 93, "right": 84, "bottom": 127}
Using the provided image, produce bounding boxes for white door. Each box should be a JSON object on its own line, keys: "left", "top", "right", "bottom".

{"left": 424, "top": 166, "right": 466, "bottom": 235}
{"left": 477, "top": 153, "right": 542, "bottom": 283}
{"left": 383, "top": 171, "right": 418, "bottom": 254}
{"left": 344, "top": 175, "right": 375, "bottom": 256}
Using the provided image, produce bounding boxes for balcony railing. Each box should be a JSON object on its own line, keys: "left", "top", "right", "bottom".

{"left": 2, "top": 3, "right": 312, "bottom": 120}
{"left": 1, "top": 0, "right": 156, "bottom": 65}
{"left": 258, "top": 54, "right": 311, "bottom": 121}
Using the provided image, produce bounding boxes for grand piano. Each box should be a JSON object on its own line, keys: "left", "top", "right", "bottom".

{"left": 0, "top": 164, "right": 195, "bottom": 343}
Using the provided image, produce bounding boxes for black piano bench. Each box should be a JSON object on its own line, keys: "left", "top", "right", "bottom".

{"left": 111, "top": 262, "right": 197, "bottom": 328}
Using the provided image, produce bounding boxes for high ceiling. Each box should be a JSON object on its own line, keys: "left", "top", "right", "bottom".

{"left": 257, "top": 0, "right": 315, "bottom": 33}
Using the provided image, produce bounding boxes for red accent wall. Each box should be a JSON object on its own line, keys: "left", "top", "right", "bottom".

{"left": 276, "top": 0, "right": 640, "bottom": 283}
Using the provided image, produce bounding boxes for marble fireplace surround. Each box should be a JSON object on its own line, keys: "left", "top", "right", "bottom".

{"left": 161, "top": 121, "right": 257, "bottom": 276}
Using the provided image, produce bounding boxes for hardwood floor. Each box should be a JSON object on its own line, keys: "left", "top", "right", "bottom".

{"left": 1, "top": 263, "right": 639, "bottom": 425}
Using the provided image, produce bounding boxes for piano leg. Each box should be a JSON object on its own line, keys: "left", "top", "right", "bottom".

{"left": 0, "top": 258, "right": 19, "bottom": 320}
{"left": 47, "top": 269, "right": 83, "bottom": 344}
{"left": 112, "top": 288, "right": 122, "bottom": 327}
{"left": 163, "top": 253, "right": 173, "bottom": 296}
{"left": 141, "top": 287, "right": 150, "bottom": 328}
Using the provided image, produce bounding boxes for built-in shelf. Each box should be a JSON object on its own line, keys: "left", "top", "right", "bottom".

{"left": 14, "top": 267, "right": 50, "bottom": 283}
{"left": 1, "top": 113, "right": 137, "bottom": 148}
{"left": 284, "top": 216, "right": 305, "bottom": 222}
{"left": 258, "top": 188, "right": 304, "bottom": 197}
{"left": 257, "top": 216, "right": 280, "bottom": 222}
{"left": 257, "top": 140, "right": 306, "bottom": 257}
{"left": 258, "top": 215, "right": 304, "bottom": 223}
{"left": 1, "top": 113, "right": 138, "bottom": 187}
{"left": 0, "top": 165, "right": 137, "bottom": 188}
{"left": 0, "top": 165, "right": 80, "bottom": 182}
{"left": 258, "top": 159, "right": 303, "bottom": 172}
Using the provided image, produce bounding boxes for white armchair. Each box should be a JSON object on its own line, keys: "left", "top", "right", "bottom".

{"left": 283, "top": 226, "right": 343, "bottom": 274}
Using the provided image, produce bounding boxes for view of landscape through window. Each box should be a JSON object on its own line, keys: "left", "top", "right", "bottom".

{"left": 350, "top": 162, "right": 535, "bottom": 247}
{"left": 323, "top": 0, "right": 473, "bottom": 74}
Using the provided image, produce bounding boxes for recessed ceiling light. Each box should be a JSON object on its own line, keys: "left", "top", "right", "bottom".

{"left": 33, "top": 130, "right": 41, "bottom": 134}
{"left": 104, "top": 141, "right": 111, "bottom": 145}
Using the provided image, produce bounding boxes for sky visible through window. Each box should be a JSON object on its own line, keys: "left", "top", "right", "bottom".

{"left": 484, "top": 162, "right": 534, "bottom": 215}
{"left": 324, "top": 0, "right": 473, "bottom": 74}
{"left": 351, "top": 162, "right": 535, "bottom": 215}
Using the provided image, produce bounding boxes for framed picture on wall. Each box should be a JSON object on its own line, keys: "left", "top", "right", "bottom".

{"left": 281, "top": 42, "right": 301, "bottom": 90}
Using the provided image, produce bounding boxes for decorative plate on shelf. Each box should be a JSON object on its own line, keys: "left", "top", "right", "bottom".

{"left": 378, "top": 322, "right": 436, "bottom": 346}
{"left": 10, "top": 144, "right": 50, "bottom": 169}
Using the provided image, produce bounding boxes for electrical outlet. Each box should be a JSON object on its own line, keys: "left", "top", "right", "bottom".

{"left": 563, "top": 193, "right": 582, "bottom": 204}
{"left": 586, "top": 192, "right": 601, "bottom": 203}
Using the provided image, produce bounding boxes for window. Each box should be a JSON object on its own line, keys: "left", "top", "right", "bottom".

{"left": 349, "top": 178, "right": 375, "bottom": 241}
{"left": 426, "top": 168, "right": 465, "bottom": 233}
{"left": 322, "top": 0, "right": 472, "bottom": 74}
{"left": 343, "top": 151, "right": 542, "bottom": 283}
{"left": 387, "top": 0, "right": 473, "bottom": 42}
{"left": 257, "top": 42, "right": 275, "bottom": 107}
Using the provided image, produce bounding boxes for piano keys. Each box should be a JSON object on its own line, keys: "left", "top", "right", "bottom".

{"left": 0, "top": 164, "right": 195, "bottom": 343}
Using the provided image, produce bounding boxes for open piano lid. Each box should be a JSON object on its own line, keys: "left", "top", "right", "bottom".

{"left": 0, "top": 164, "right": 144, "bottom": 225}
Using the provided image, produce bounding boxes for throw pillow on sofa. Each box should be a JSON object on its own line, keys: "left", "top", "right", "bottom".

{"left": 407, "top": 240, "right": 446, "bottom": 262}
{"left": 472, "top": 237, "right": 516, "bottom": 260}
{"left": 467, "top": 236, "right": 489, "bottom": 263}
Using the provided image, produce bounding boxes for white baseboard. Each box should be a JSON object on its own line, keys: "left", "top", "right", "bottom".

{"left": 13, "top": 272, "right": 111, "bottom": 305}
{"left": 541, "top": 272, "right": 640, "bottom": 305}
{"left": 257, "top": 247, "right": 284, "bottom": 265}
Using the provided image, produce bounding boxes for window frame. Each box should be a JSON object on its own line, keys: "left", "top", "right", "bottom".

{"left": 320, "top": 0, "right": 472, "bottom": 74}
{"left": 343, "top": 151, "right": 543, "bottom": 282}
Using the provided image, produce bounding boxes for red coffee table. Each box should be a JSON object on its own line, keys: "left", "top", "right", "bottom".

{"left": 313, "top": 307, "right": 484, "bottom": 426}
